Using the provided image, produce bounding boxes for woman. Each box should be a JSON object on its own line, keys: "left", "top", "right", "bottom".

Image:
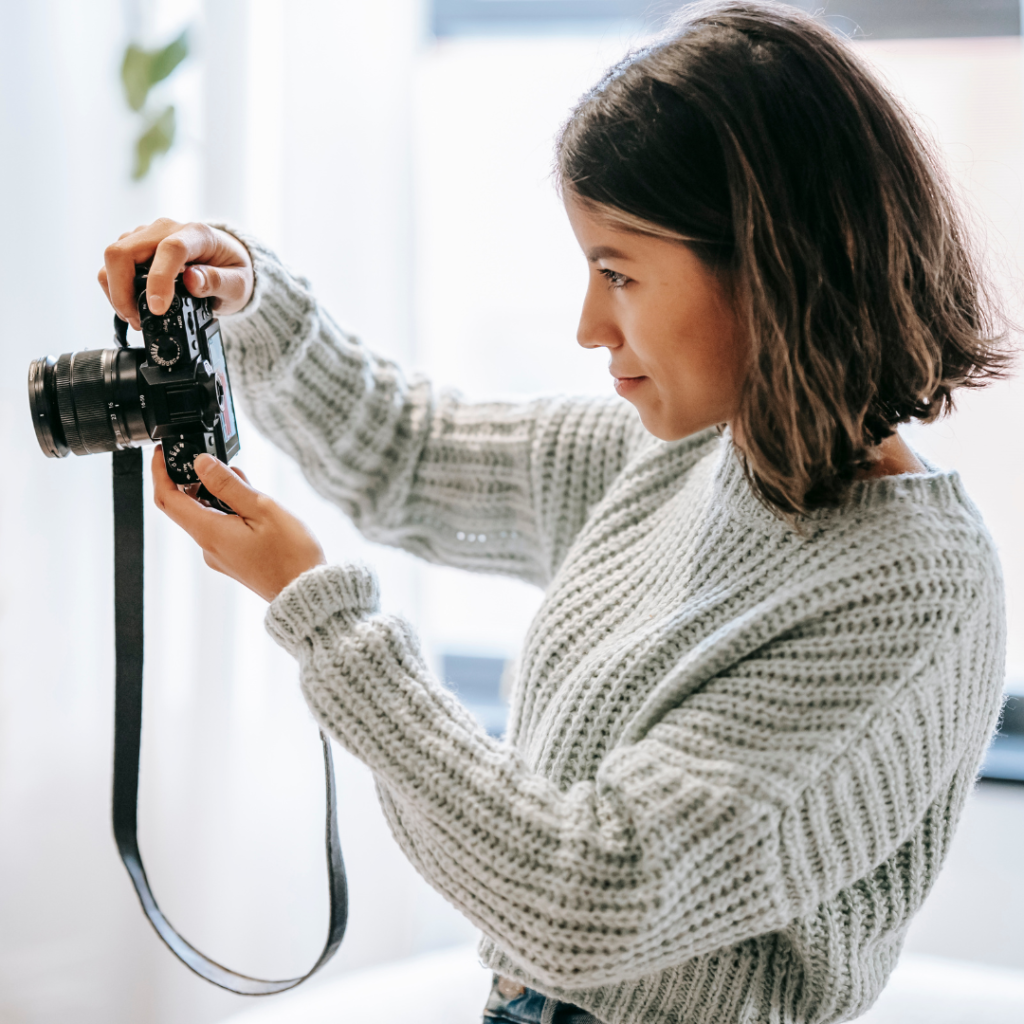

{"left": 99, "top": 3, "right": 1009, "bottom": 1022}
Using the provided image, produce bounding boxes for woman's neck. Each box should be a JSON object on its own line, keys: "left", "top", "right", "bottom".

{"left": 727, "top": 422, "right": 924, "bottom": 479}
{"left": 859, "top": 432, "right": 925, "bottom": 479}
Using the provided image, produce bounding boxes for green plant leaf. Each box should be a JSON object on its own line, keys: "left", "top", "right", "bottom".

{"left": 132, "top": 105, "right": 176, "bottom": 181}
{"left": 149, "top": 30, "right": 189, "bottom": 88}
{"left": 121, "top": 44, "right": 151, "bottom": 112}
{"left": 121, "top": 29, "right": 189, "bottom": 113}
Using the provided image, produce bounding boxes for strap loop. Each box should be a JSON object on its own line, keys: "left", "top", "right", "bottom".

{"left": 111, "top": 447, "right": 348, "bottom": 994}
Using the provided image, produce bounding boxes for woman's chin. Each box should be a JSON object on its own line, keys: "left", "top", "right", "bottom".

{"left": 635, "top": 405, "right": 716, "bottom": 442}
{"left": 634, "top": 406, "right": 677, "bottom": 441}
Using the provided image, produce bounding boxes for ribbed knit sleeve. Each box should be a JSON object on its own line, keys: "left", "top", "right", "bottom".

{"left": 265, "top": 507, "right": 1003, "bottom": 992}
{"left": 215, "top": 229, "right": 648, "bottom": 586}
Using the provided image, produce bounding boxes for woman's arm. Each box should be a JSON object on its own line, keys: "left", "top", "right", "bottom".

{"left": 264, "top": 546, "right": 1003, "bottom": 990}
{"left": 218, "top": 228, "right": 651, "bottom": 586}
{"left": 99, "top": 219, "right": 652, "bottom": 587}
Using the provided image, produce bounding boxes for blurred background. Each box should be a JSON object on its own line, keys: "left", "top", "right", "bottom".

{"left": 1, "top": 1, "right": 1024, "bottom": 1022}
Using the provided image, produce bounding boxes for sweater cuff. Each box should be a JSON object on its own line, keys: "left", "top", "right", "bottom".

{"left": 207, "top": 223, "right": 314, "bottom": 385}
{"left": 265, "top": 564, "right": 381, "bottom": 657}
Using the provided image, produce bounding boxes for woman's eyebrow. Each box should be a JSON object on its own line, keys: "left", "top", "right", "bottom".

{"left": 587, "top": 245, "right": 632, "bottom": 262}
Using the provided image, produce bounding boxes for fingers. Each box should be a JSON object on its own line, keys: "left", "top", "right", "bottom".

{"left": 193, "top": 453, "right": 264, "bottom": 518}
{"left": 99, "top": 218, "right": 254, "bottom": 324}
{"left": 152, "top": 447, "right": 325, "bottom": 602}
{"left": 97, "top": 266, "right": 113, "bottom": 309}
{"left": 182, "top": 264, "right": 253, "bottom": 313}
{"left": 151, "top": 447, "right": 240, "bottom": 550}
{"left": 146, "top": 223, "right": 220, "bottom": 314}
{"left": 102, "top": 218, "right": 186, "bottom": 325}
{"left": 102, "top": 238, "right": 150, "bottom": 329}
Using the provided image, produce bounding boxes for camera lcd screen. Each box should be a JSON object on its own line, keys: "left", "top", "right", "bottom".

{"left": 205, "top": 327, "right": 238, "bottom": 445}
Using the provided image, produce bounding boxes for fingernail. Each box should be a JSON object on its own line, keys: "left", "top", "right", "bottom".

{"left": 191, "top": 268, "right": 207, "bottom": 291}
{"left": 194, "top": 453, "right": 215, "bottom": 470}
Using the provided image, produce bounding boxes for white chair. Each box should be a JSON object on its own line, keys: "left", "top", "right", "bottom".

{"left": 218, "top": 945, "right": 1024, "bottom": 1024}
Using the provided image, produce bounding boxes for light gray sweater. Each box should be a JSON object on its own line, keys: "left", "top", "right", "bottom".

{"left": 221, "top": 233, "right": 1006, "bottom": 1024}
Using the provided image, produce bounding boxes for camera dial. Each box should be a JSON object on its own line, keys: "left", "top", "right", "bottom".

{"left": 164, "top": 438, "right": 203, "bottom": 482}
{"left": 148, "top": 336, "right": 182, "bottom": 367}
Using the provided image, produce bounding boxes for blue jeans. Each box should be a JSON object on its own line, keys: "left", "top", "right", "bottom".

{"left": 483, "top": 975, "right": 603, "bottom": 1024}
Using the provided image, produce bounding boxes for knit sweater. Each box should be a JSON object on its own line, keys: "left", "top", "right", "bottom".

{"left": 219, "top": 233, "right": 1006, "bottom": 1024}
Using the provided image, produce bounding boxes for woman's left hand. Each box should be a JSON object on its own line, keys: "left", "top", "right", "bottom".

{"left": 152, "top": 447, "right": 326, "bottom": 602}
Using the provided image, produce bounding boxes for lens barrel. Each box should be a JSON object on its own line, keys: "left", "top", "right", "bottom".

{"left": 28, "top": 348, "right": 148, "bottom": 459}
{"left": 28, "top": 356, "right": 67, "bottom": 457}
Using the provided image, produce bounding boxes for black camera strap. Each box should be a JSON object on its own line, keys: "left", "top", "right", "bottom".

{"left": 111, "top": 447, "right": 348, "bottom": 994}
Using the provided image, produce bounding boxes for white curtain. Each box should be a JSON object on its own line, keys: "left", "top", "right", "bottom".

{"left": 0, "top": 3, "right": 475, "bottom": 1023}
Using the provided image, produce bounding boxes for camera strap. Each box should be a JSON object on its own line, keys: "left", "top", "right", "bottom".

{"left": 111, "top": 447, "right": 348, "bottom": 994}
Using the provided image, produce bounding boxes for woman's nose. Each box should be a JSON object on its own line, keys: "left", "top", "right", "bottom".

{"left": 577, "top": 284, "right": 622, "bottom": 350}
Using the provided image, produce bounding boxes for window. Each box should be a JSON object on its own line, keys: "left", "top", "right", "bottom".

{"left": 432, "top": 0, "right": 1021, "bottom": 39}
{"left": 441, "top": 653, "right": 510, "bottom": 736}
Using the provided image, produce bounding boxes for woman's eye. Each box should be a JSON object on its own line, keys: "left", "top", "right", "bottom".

{"left": 599, "top": 268, "right": 629, "bottom": 289}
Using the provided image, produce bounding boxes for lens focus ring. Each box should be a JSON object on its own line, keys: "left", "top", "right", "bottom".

{"left": 54, "top": 351, "right": 118, "bottom": 456}
{"left": 72, "top": 350, "right": 116, "bottom": 453}
{"left": 54, "top": 354, "right": 84, "bottom": 454}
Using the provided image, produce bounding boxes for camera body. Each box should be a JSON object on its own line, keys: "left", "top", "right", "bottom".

{"left": 30, "top": 263, "right": 240, "bottom": 484}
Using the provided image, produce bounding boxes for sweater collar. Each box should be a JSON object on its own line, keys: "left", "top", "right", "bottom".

{"left": 703, "top": 428, "right": 973, "bottom": 531}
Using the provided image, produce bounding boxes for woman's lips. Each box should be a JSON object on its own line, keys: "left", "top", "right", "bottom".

{"left": 613, "top": 375, "right": 647, "bottom": 396}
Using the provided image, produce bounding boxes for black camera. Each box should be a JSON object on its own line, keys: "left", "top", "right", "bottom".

{"left": 29, "top": 262, "right": 240, "bottom": 485}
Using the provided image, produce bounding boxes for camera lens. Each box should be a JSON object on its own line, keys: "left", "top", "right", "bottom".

{"left": 28, "top": 348, "right": 149, "bottom": 459}
{"left": 28, "top": 356, "right": 67, "bottom": 457}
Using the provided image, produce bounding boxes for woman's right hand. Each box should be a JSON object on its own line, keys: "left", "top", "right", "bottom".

{"left": 98, "top": 218, "right": 254, "bottom": 330}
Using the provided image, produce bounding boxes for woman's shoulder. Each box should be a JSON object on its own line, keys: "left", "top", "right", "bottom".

{"left": 828, "top": 464, "right": 995, "bottom": 557}
{"left": 711, "top": 436, "right": 991, "bottom": 550}
{"left": 706, "top": 439, "right": 1002, "bottom": 606}
{"left": 803, "top": 466, "right": 1004, "bottom": 627}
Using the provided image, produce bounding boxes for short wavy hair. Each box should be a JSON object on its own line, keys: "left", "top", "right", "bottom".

{"left": 556, "top": 0, "right": 1011, "bottom": 516}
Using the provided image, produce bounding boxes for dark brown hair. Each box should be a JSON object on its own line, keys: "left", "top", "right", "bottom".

{"left": 556, "top": 0, "right": 1011, "bottom": 516}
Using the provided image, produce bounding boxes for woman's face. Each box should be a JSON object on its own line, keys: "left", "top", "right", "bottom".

{"left": 565, "top": 195, "right": 747, "bottom": 441}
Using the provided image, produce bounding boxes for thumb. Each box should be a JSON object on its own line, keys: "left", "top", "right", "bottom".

{"left": 194, "top": 455, "right": 262, "bottom": 516}
{"left": 183, "top": 264, "right": 253, "bottom": 313}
